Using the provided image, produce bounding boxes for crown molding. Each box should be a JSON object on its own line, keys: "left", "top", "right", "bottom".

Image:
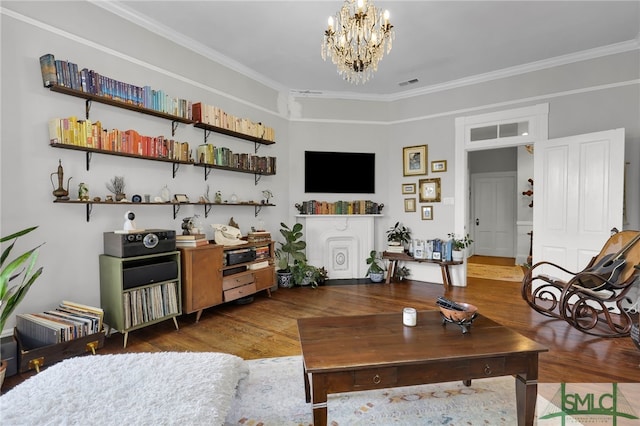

{"left": 91, "top": 1, "right": 640, "bottom": 104}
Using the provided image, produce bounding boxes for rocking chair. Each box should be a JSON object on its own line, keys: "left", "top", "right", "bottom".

{"left": 521, "top": 230, "right": 640, "bottom": 337}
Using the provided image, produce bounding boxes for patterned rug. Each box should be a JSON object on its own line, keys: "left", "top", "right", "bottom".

{"left": 467, "top": 263, "right": 525, "bottom": 282}
{"left": 225, "top": 356, "right": 517, "bottom": 425}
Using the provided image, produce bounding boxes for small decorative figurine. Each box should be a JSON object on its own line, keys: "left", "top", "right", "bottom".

{"left": 215, "top": 190, "right": 222, "bottom": 204}
{"left": 78, "top": 182, "right": 89, "bottom": 201}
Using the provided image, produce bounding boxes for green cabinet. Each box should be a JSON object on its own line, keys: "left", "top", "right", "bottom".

{"left": 99, "top": 251, "right": 182, "bottom": 347}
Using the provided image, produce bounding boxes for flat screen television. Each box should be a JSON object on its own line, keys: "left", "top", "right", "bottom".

{"left": 305, "top": 150, "right": 375, "bottom": 193}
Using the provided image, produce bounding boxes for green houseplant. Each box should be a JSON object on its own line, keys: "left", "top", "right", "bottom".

{"left": 1, "top": 226, "right": 44, "bottom": 385}
{"left": 275, "top": 222, "right": 307, "bottom": 288}
{"left": 448, "top": 233, "right": 473, "bottom": 261}
{"left": 386, "top": 222, "right": 411, "bottom": 252}
{"left": 365, "top": 250, "right": 385, "bottom": 283}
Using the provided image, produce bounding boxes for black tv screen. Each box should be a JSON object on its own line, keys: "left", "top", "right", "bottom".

{"left": 305, "top": 151, "right": 375, "bottom": 193}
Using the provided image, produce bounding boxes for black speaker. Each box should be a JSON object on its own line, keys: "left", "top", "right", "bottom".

{"left": 122, "top": 259, "right": 178, "bottom": 289}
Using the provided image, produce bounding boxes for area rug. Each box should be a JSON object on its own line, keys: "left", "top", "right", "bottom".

{"left": 225, "top": 356, "right": 517, "bottom": 425}
{"left": 0, "top": 352, "right": 248, "bottom": 425}
{"left": 467, "top": 263, "right": 525, "bottom": 282}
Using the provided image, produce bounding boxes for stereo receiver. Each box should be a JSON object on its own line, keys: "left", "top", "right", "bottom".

{"left": 103, "top": 229, "right": 176, "bottom": 258}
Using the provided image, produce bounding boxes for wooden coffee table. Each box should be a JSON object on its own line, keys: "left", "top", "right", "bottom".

{"left": 297, "top": 310, "right": 548, "bottom": 425}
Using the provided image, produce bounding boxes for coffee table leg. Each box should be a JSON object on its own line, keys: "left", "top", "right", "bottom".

{"left": 515, "top": 374, "right": 538, "bottom": 426}
{"left": 304, "top": 363, "right": 310, "bottom": 403}
{"left": 311, "top": 373, "right": 328, "bottom": 425}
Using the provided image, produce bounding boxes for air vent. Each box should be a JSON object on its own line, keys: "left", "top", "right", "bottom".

{"left": 398, "top": 78, "right": 419, "bottom": 87}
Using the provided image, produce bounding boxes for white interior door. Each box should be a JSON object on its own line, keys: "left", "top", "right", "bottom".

{"left": 533, "top": 128, "right": 625, "bottom": 278}
{"left": 472, "top": 173, "right": 516, "bottom": 257}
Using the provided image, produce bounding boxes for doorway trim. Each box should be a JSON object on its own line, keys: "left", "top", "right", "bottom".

{"left": 453, "top": 103, "right": 549, "bottom": 282}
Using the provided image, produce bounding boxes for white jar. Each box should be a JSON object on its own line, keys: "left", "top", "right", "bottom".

{"left": 403, "top": 307, "right": 417, "bottom": 326}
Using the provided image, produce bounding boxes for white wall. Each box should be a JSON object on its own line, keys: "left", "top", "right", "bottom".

{"left": 1, "top": 2, "right": 638, "bottom": 334}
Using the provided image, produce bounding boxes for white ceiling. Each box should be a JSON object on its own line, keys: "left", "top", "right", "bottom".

{"left": 98, "top": 1, "right": 639, "bottom": 100}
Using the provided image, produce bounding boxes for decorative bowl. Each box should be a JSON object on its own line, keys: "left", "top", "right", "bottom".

{"left": 439, "top": 303, "right": 478, "bottom": 322}
{"left": 439, "top": 303, "right": 478, "bottom": 333}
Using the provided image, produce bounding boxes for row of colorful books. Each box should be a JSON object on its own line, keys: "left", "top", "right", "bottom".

{"left": 40, "top": 53, "right": 192, "bottom": 119}
{"left": 15, "top": 301, "right": 104, "bottom": 349}
{"left": 296, "top": 200, "right": 382, "bottom": 215}
{"left": 40, "top": 54, "right": 276, "bottom": 142}
{"left": 49, "top": 116, "right": 192, "bottom": 162}
{"left": 193, "top": 103, "right": 275, "bottom": 141}
{"left": 123, "top": 281, "right": 179, "bottom": 329}
{"left": 196, "top": 144, "right": 276, "bottom": 173}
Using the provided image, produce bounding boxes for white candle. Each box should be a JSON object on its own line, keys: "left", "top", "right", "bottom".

{"left": 403, "top": 307, "right": 417, "bottom": 326}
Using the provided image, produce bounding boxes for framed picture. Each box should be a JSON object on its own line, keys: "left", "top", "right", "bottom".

{"left": 431, "top": 160, "right": 447, "bottom": 173}
{"left": 421, "top": 205, "right": 433, "bottom": 220}
{"left": 418, "top": 178, "right": 441, "bottom": 202}
{"left": 402, "top": 145, "right": 428, "bottom": 176}
{"left": 401, "top": 183, "right": 416, "bottom": 194}
{"left": 404, "top": 198, "right": 416, "bottom": 212}
{"left": 174, "top": 194, "right": 189, "bottom": 203}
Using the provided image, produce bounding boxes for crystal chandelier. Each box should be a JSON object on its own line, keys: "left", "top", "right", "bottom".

{"left": 321, "top": 0, "right": 394, "bottom": 85}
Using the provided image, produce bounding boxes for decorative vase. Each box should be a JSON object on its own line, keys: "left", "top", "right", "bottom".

{"left": 277, "top": 271, "right": 293, "bottom": 288}
{"left": 116, "top": 193, "right": 126, "bottom": 202}
{"left": 369, "top": 272, "right": 384, "bottom": 283}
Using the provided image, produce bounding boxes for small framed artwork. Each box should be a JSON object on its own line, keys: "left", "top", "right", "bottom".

{"left": 404, "top": 198, "right": 416, "bottom": 212}
{"left": 418, "top": 178, "right": 441, "bottom": 202}
{"left": 431, "top": 160, "right": 447, "bottom": 173}
{"left": 174, "top": 194, "right": 190, "bottom": 203}
{"left": 421, "top": 205, "right": 433, "bottom": 220}
{"left": 401, "top": 183, "right": 416, "bottom": 194}
{"left": 402, "top": 145, "right": 428, "bottom": 176}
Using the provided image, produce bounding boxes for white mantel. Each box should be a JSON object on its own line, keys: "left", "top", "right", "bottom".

{"left": 296, "top": 215, "right": 382, "bottom": 279}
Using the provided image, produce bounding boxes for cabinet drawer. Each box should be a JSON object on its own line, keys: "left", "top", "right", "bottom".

{"left": 223, "top": 273, "right": 254, "bottom": 290}
{"left": 224, "top": 283, "right": 256, "bottom": 302}
{"left": 353, "top": 367, "right": 397, "bottom": 387}
{"left": 470, "top": 357, "right": 506, "bottom": 377}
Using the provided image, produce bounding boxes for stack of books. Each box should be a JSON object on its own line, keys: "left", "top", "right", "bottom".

{"left": 386, "top": 244, "right": 405, "bottom": 254}
{"left": 176, "top": 234, "right": 209, "bottom": 247}
{"left": 16, "top": 301, "right": 104, "bottom": 349}
{"left": 247, "top": 231, "right": 271, "bottom": 244}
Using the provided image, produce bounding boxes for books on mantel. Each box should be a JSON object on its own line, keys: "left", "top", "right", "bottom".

{"left": 176, "top": 234, "right": 209, "bottom": 247}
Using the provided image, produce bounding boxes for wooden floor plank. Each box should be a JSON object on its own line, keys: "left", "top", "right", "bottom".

{"left": 2, "top": 273, "right": 639, "bottom": 391}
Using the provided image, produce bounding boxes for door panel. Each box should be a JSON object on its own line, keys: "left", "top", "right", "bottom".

{"left": 472, "top": 173, "right": 516, "bottom": 257}
{"left": 533, "top": 129, "right": 625, "bottom": 280}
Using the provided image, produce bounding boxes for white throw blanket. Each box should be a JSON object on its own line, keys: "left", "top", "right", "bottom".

{"left": 0, "top": 352, "right": 248, "bottom": 425}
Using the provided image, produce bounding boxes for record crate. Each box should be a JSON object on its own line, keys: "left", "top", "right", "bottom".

{"left": 14, "top": 328, "right": 105, "bottom": 373}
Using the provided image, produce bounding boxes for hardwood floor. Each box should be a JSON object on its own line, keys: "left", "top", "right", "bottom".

{"left": 3, "top": 265, "right": 639, "bottom": 392}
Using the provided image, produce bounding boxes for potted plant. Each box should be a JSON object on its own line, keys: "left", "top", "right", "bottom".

{"left": 292, "top": 262, "right": 322, "bottom": 288}
{"left": 106, "top": 176, "right": 126, "bottom": 201}
{"left": 275, "top": 222, "right": 307, "bottom": 288}
{"left": 448, "top": 233, "right": 473, "bottom": 261}
{"left": 1, "top": 226, "right": 44, "bottom": 387}
{"left": 365, "top": 250, "right": 385, "bottom": 283}
{"left": 316, "top": 267, "right": 328, "bottom": 286}
{"left": 386, "top": 222, "right": 411, "bottom": 253}
{"left": 395, "top": 265, "right": 411, "bottom": 281}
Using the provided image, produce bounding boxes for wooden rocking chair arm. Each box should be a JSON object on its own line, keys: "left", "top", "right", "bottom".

{"left": 529, "top": 261, "right": 580, "bottom": 276}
